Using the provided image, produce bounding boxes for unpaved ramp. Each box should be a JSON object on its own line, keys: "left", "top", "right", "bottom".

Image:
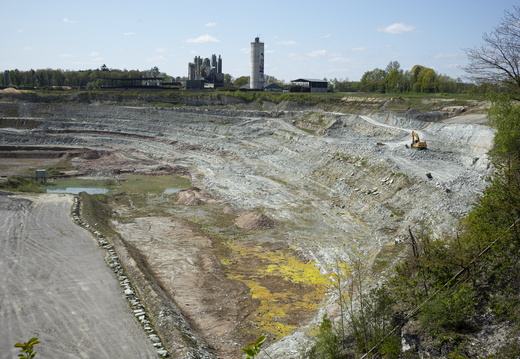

{"left": 0, "top": 193, "right": 157, "bottom": 358}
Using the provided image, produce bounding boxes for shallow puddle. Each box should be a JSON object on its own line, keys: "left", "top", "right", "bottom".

{"left": 47, "top": 187, "right": 109, "bottom": 194}
{"left": 163, "top": 188, "right": 182, "bottom": 194}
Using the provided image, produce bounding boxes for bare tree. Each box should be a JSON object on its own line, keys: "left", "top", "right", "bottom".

{"left": 463, "top": 6, "right": 520, "bottom": 90}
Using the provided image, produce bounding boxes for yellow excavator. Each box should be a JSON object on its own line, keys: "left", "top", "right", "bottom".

{"left": 411, "top": 131, "right": 427, "bottom": 149}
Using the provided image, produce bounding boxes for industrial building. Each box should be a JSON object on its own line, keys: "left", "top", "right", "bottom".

{"left": 187, "top": 55, "right": 224, "bottom": 89}
{"left": 250, "top": 37, "right": 264, "bottom": 89}
{"left": 290, "top": 78, "right": 328, "bottom": 93}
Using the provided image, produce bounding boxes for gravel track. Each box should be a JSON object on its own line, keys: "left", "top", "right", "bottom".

{"left": 0, "top": 194, "right": 158, "bottom": 358}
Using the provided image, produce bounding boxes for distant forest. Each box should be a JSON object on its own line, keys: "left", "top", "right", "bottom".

{"left": 0, "top": 62, "right": 498, "bottom": 94}
{"left": 0, "top": 65, "right": 180, "bottom": 90}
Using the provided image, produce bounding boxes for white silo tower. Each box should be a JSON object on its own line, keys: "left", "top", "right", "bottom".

{"left": 250, "top": 37, "right": 264, "bottom": 89}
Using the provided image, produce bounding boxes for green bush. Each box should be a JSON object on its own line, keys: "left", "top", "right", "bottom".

{"left": 14, "top": 337, "right": 40, "bottom": 359}
{"left": 0, "top": 176, "right": 43, "bottom": 192}
{"left": 307, "top": 316, "right": 345, "bottom": 359}
{"left": 418, "top": 285, "right": 477, "bottom": 335}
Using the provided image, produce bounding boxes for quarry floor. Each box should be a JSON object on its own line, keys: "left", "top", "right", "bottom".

{"left": 0, "top": 101, "right": 494, "bottom": 358}
{"left": 0, "top": 193, "right": 158, "bottom": 358}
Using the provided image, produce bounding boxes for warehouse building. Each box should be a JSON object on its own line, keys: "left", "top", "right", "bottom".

{"left": 290, "top": 78, "right": 328, "bottom": 93}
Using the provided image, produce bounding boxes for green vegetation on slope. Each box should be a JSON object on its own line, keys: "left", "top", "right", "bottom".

{"left": 308, "top": 95, "right": 520, "bottom": 358}
{"left": 0, "top": 176, "right": 43, "bottom": 193}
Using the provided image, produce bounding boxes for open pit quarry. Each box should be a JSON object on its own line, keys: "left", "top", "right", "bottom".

{"left": 0, "top": 96, "right": 494, "bottom": 358}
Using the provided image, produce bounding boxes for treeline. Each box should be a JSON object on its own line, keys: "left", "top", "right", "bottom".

{"left": 328, "top": 61, "right": 495, "bottom": 94}
{"left": 0, "top": 65, "right": 177, "bottom": 89}
{"left": 308, "top": 95, "right": 520, "bottom": 358}
{"left": 1, "top": 62, "right": 497, "bottom": 94}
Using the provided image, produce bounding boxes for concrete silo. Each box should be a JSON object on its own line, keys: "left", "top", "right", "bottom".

{"left": 250, "top": 37, "right": 264, "bottom": 89}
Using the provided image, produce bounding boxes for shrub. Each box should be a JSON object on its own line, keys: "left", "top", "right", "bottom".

{"left": 418, "top": 285, "right": 477, "bottom": 335}
{"left": 0, "top": 176, "right": 43, "bottom": 192}
{"left": 307, "top": 316, "right": 345, "bottom": 359}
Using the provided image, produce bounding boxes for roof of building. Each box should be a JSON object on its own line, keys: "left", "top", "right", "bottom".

{"left": 264, "top": 82, "right": 282, "bottom": 88}
{"left": 291, "top": 78, "right": 328, "bottom": 83}
{"left": 239, "top": 82, "right": 282, "bottom": 89}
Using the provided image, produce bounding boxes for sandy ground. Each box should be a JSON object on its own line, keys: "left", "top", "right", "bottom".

{"left": 115, "top": 216, "right": 257, "bottom": 358}
{"left": 0, "top": 193, "right": 158, "bottom": 358}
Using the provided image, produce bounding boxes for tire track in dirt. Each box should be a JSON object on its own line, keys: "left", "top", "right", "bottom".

{"left": 0, "top": 194, "right": 158, "bottom": 358}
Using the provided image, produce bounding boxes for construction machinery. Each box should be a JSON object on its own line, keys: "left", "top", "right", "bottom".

{"left": 411, "top": 131, "right": 427, "bottom": 149}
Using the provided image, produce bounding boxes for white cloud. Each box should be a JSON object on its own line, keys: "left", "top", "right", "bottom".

{"left": 89, "top": 51, "right": 99, "bottom": 57}
{"left": 205, "top": 22, "right": 217, "bottom": 27}
{"left": 286, "top": 53, "right": 305, "bottom": 61}
{"left": 24, "top": 46, "right": 33, "bottom": 51}
{"left": 434, "top": 53, "right": 461, "bottom": 59}
{"left": 329, "top": 57, "right": 352, "bottom": 63}
{"left": 378, "top": 23, "right": 415, "bottom": 34}
{"left": 155, "top": 48, "right": 166, "bottom": 53}
{"left": 352, "top": 47, "right": 366, "bottom": 52}
{"left": 124, "top": 32, "right": 136, "bottom": 36}
{"left": 146, "top": 55, "right": 167, "bottom": 63}
{"left": 322, "top": 34, "right": 333, "bottom": 39}
{"left": 444, "top": 63, "right": 461, "bottom": 69}
{"left": 185, "top": 34, "right": 220, "bottom": 43}
{"left": 60, "top": 53, "right": 74, "bottom": 58}
{"left": 62, "top": 18, "right": 77, "bottom": 24}
{"left": 94, "top": 57, "right": 103, "bottom": 62}
{"left": 307, "top": 49, "right": 327, "bottom": 57}
{"left": 17, "top": 29, "right": 23, "bottom": 33}
{"left": 276, "top": 40, "right": 298, "bottom": 45}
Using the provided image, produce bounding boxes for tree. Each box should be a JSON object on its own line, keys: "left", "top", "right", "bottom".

{"left": 488, "top": 94, "right": 520, "bottom": 163}
{"left": 307, "top": 316, "right": 344, "bottom": 359}
{"left": 417, "top": 68, "right": 438, "bottom": 93}
{"left": 330, "top": 77, "right": 352, "bottom": 92}
{"left": 385, "top": 69, "right": 404, "bottom": 93}
{"left": 233, "top": 76, "right": 249, "bottom": 87}
{"left": 360, "top": 68, "right": 387, "bottom": 92}
{"left": 464, "top": 6, "right": 520, "bottom": 90}
{"left": 264, "top": 74, "right": 283, "bottom": 84}
{"left": 410, "top": 66, "right": 438, "bottom": 93}
{"left": 223, "top": 73, "right": 233, "bottom": 86}
{"left": 385, "top": 61, "right": 401, "bottom": 73}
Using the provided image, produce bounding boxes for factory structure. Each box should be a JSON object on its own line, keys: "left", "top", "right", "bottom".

{"left": 187, "top": 54, "right": 224, "bottom": 89}
{"left": 185, "top": 37, "right": 327, "bottom": 92}
{"left": 250, "top": 37, "right": 264, "bottom": 90}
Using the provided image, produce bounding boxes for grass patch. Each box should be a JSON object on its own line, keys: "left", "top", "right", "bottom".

{"left": 0, "top": 176, "right": 44, "bottom": 192}
{"left": 78, "top": 192, "right": 117, "bottom": 236}
{"left": 45, "top": 174, "right": 190, "bottom": 195}
{"left": 118, "top": 174, "right": 190, "bottom": 194}
{"left": 224, "top": 241, "right": 329, "bottom": 338}
{"left": 46, "top": 178, "right": 116, "bottom": 190}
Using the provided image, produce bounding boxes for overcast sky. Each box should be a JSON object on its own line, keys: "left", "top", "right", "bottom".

{"left": 2, "top": 0, "right": 518, "bottom": 82}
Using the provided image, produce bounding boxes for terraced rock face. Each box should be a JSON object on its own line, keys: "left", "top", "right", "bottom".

{"left": 0, "top": 102, "right": 494, "bottom": 357}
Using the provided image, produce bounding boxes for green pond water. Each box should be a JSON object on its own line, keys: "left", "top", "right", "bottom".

{"left": 45, "top": 174, "right": 191, "bottom": 195}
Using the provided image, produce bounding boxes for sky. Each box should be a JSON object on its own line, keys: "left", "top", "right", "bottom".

{"left": 2, "top": 0, "right": 519, "bottom": 82}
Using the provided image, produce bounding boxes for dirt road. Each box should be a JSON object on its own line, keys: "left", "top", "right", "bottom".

{"left": 0, "top": 193, "right": 158, "bottom": 358}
